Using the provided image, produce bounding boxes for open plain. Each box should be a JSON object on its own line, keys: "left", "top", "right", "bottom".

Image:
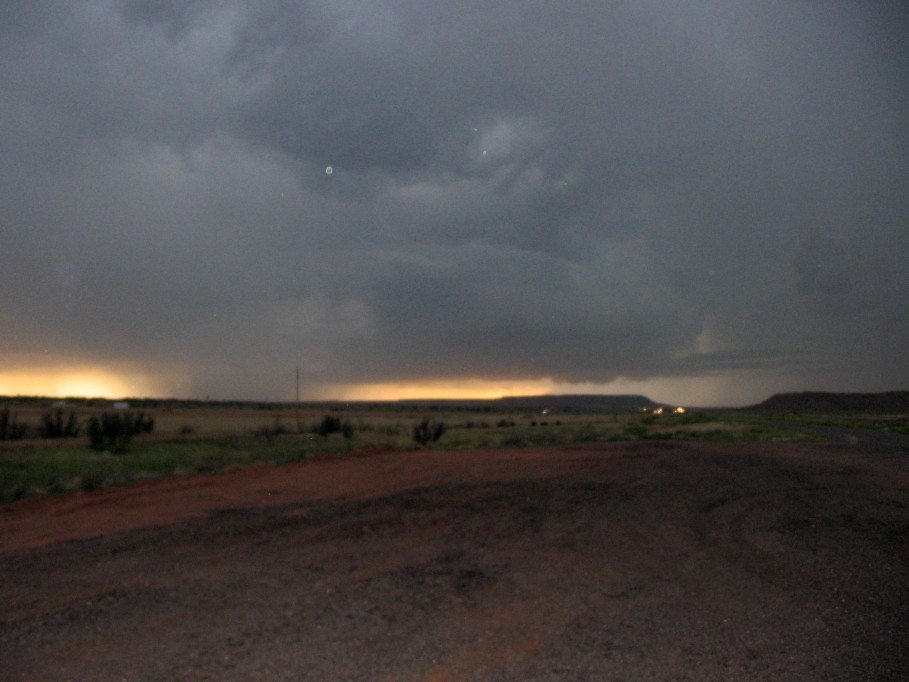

{"left": 2, "top": 438, "right": 908, "bottom": 680}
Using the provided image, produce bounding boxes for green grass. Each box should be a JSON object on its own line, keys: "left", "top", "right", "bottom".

{"left": 0, "top": 431, "right": 375, "bottom": 504}
{"left": 0, "top": 409, "right": 798, "bottom": 505}
{"left": 773, "top": 414, "right": 909, "bottom": 435}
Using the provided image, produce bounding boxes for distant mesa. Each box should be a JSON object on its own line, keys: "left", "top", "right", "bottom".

{"left": 498, "top": 394, "right": 662, "bottom": 412}
{"left": 398, "top": 394, "right": 662, "bottom": 412}
{"left": 749, "top": 391, "right": 909, "bottom": 413}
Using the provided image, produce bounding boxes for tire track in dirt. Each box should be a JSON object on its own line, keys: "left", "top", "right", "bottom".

{"left": 2, "top": 442, "right": 908, "bottom": 680}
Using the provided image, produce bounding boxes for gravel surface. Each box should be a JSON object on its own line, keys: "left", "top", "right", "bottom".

{"left": 2, "top": 441, "right": 908, "bottom": 680}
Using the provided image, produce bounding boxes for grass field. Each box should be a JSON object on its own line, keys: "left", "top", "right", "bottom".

{"left": 0, "top": 403, "right": 805, "bottom": 504}
{"left": 770, "top": 412, "right": 909, "bottom": 435}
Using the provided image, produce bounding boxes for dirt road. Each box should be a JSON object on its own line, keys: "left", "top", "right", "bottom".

{"left": 2, "top": 441, "right": 907, "bottom": 680}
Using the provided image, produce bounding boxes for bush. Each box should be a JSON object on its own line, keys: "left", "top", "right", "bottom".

{"left": 132, "top": 412, "right": 155, "bottom": 434}
{"left": 86, "top": 412, "right": 155, "bottom": 453}
{"left": 316, "top": 415, "right": 342, "bottom": 437}
{"left": 413, "top": 418, "right": 446, "bottom": 446}
{"left": 312, "top": 415, "right": 354, "bottom": 439}
{"left": 0, "top": 408, "right": 28, "bottom": 440}
{"left": 39, "top": 410, "right": 81, "bottom": 439}
{"left": 253, "top": 417, "right": 289, "bottom": 440}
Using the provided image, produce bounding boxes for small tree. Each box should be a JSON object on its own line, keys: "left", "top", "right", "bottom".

{"left": 131, "top": 412, "right": 155, "bottom": 434}
{"left": 316, "top": 415, "right": 342, "bottom": 437}
{"left": 39, "top": 409, "right": 81, "bottom": 438}
{"left": 0, "top": 408, "right": 28, "bottom": 441}
{"left": 413, "top": 418, "right": 446, "bottom": 446}
{"left": 86, "top": 412, "right": 154, "bottom": 453}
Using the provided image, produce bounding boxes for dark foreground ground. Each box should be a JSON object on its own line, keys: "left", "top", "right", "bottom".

{"left": 1, "top": 440, "right": 908, "bottom": 681}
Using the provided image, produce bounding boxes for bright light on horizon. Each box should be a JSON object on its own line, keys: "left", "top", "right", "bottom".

{"left": 326, "top": 375, "right": 786, "bottom": 407}
{"left": 0, "top": 364, "right": 172, "bottom": 399}
{"left": 325, "top": 379, "right": 555, "bottom": 401}
{"left": 329, "top": 379, "right": 643, "bottom": 404}
{"left": 0, "top": 361, "right": 780, "bottom": 407}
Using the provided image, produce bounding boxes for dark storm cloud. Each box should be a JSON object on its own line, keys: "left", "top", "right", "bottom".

{"left": 1, "top": 1, "right": 907, "bottom": 402}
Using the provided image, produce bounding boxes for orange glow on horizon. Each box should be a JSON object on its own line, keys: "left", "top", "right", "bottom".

{"left": 327, "top": 379, "right": 557, "bottom": 401}
{"left": 323, "top": 375, "right": 769, "bottom": 407}
{"left": 0, "top": 365, "right": 169, "bottom": 399}
{"left": 326, "top": 377, "right": 695, "bottom": 402}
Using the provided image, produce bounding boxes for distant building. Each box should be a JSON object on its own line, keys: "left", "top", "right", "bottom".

{"left": 112, "top": 401, "right": 130, "bottom": 410}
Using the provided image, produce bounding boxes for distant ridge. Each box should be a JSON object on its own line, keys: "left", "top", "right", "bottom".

{"left": 750, "top": 391, "right": 909, "bottom": 413}
{"left": 398, "top": 394, "right": 661, "bottom": 412}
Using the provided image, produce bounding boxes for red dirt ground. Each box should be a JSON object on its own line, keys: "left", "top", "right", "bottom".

{"left": 2, "top": 441, "right": 908, "bottom": 680}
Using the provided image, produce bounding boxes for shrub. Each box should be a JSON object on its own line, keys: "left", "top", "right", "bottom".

{"left": 86, "top": 412, "right": 155, "bottom": 453}
{"left": 0, "top": 408, "right": 29, "bottom": 440}
{"left": 340, "top": 420, "right": 355, "bottom": 439}
{"left": 39, "top": 409, "right": 81, "bottom": 438}
{"left": 316, "top": 415, "right": 342, "bottom": 437}
{"left": 253, "top": 417, "right": 289, "bottom": 440}
{"left": 413, "top": 418, "right": 446, "bottom": 446}
{"left": 130, "top": 412, "right": 155, "bottom": 434}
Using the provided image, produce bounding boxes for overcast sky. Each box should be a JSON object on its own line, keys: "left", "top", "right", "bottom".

{"left": 1, "top": 1, "right": 907, "bottom": 405}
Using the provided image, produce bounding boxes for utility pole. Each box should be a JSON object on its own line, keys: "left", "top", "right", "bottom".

{"left": 295, "top": 366, "right": 301, "bottom": 405}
